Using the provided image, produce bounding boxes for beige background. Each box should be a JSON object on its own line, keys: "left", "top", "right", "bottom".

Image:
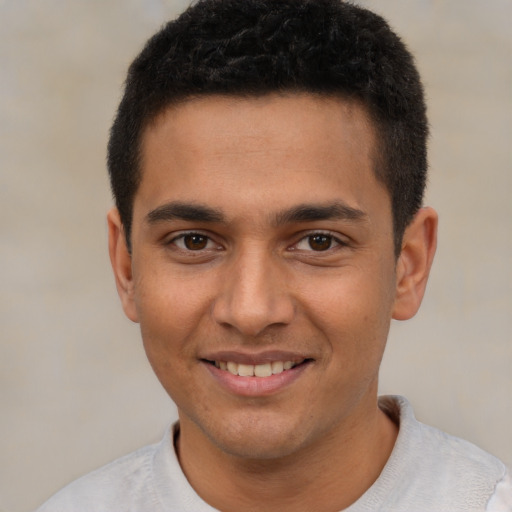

{"left": 1, "top": 1, "right": 510, "bottom": 511}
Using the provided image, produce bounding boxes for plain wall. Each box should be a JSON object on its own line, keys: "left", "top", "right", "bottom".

{"left": 1, "top": 1, "right": 510, "bottom": 511}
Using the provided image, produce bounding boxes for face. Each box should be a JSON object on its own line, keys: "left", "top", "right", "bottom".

{"left": 113, "top": 94, "right": 406, "bottom": 460}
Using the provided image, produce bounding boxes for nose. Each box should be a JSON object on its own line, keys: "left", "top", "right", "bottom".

{"left": 212, "top": 246, "right": 295, "bottom": 337}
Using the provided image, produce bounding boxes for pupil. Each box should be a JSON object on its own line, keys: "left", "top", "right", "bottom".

{"left": 309, "top": 234, "right": 331, "bottom": 251}
{"left": 184, "top": 234, "right": 207, "bottom": 250}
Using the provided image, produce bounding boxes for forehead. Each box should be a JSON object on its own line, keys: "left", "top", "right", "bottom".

{"left": 143, "top": 93, "right": 376, "bottom": 159}
{"left": 135, "top": 93, "right": 388, "bottom": 224}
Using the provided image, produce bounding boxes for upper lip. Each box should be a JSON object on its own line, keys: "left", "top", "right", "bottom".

{"left": 200, "top": 350, "right": 312, "bottom": 366}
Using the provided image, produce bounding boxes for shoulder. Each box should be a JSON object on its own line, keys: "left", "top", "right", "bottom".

{"left": 35, "top": 442, "right": 160, "bottom": 512}
{"left": 35, "top": 424, "right": 214, "bottom": 512}
{"left": 486, "top": 468, "right": 512, "bottom": 512}
{"left": 372, "top": 396, "right": 510, "bottom": 511}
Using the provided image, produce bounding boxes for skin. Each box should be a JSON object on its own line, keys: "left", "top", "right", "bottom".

{"left": 108, "top": 94, "right": 437, "bottom": 511}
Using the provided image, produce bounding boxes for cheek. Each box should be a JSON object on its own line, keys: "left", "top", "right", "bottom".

{"left": 135, "top": 279, "right": 205, "bottom": 402}
{"left": 133, "top": 270, "right": 210, "bottom": 367}
{"left": 301, "top": 267, "right": 394, "bottom": 355}
{"left": 134, "top": 262, "right": 210, "bottom": 327}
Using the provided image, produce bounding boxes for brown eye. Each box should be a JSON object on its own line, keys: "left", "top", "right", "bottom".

{"left": 183, "top": 234, "right": 209, "bottom": 250}
{"left": 308, "top": 234, "right": 333, "bottom": 251}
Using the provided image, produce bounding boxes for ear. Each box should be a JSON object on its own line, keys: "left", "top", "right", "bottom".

{"left": 107, "top": 208, "right": 139, "bottom": 323}
{"left": 392, "top": 206, "right": 438, "bottom": 320}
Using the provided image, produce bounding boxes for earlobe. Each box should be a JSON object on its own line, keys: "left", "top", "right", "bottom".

{"left": 107, "top": 208, "right": 139, "bottom": 323}
{"left": 392, "top": 207, "right": 438, "bottom": 321}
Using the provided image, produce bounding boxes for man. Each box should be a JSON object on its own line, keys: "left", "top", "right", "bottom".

{"left": 37, "top": 0, "right": 511, "bottom": 510}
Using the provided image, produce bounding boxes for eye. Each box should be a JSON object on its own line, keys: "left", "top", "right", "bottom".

{"left": 172, "top": 233, "right": 217, "bottom": 251}
{"left": 295, "top": 233, "right": 341, "bottom": 252}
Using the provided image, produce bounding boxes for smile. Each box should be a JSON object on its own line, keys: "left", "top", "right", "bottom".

{"left": 212, "top": 360, "right": 300, "bottom": 377}
{"left": 202, "top": 356, "right": 312, "bottom": 396}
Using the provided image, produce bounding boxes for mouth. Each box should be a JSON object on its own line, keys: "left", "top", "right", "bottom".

{"left": 201, "top": 354, "right": 313, "bottom": 396}
{"left": 203, "top": 359, "right": 311, "bottom": 378}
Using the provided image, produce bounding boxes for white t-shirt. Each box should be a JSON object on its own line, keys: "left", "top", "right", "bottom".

{"left": 36, "top": 396, "right": 512, "bottom": 511}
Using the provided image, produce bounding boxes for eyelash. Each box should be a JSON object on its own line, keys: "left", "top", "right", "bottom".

{"left": 293, "top": 231, "right": 345, "bottom": 252}
{"left": 167, "top": 231, "right": 346, "bottom": 253}
{"left": 169, "top": 232, "right": 220, "bottom": 252}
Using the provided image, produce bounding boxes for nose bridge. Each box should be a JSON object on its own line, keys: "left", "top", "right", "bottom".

{"left": 212, "top": 242, "right": 294, "bottom": 336}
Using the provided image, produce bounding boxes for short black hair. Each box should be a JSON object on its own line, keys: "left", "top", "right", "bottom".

{"left": 108, "top": 0, "right": 428, "bottom": 254}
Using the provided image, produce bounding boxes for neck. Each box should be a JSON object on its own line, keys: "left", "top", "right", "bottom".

{"left": 175, "top": 394, "right": 398, "bottom": 512}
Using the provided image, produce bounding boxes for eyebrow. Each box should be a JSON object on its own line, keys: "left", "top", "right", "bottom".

{"left": 273, "top": 202, "right": 367, "bottom": 225}
{"left": 146, "top": 202, "right": 225, "bottom": 224}
{"left": 145, "top": 200, "right": 367, "bottom": 226}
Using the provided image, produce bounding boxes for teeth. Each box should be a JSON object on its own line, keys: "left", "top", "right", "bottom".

{"left": 215, "top": 360, "right": 298, "bottom": 377}
{"left": 238, "top": 363, "right": 254, "bottom": 377}
{"left": 227, "top": 361, "right": 238, "bottom": 375}
{"left": 271, "top": 361, "right": 284, "bottom": 374}
{"left": 254, "top": 363, "right": 272, "bottom": 377}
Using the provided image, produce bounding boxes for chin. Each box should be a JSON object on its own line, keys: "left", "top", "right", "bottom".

{"left": 214, "top": 434, "right": 304, "bottom": 461}
{"left": 200, "top": 413, "right": 314, "bottom": 461}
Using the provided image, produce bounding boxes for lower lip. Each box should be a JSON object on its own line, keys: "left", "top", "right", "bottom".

{"left": 202, "top": 361, "right": 311, "bottom": 397}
